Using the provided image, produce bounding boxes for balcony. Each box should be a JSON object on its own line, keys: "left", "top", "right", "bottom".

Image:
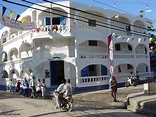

{"left": 31, "top": 25, "right": 71, "bottom": 39}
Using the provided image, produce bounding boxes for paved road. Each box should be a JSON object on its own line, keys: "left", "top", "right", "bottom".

{"left": 0, "top": 85, "right": 148, "bottom": 117}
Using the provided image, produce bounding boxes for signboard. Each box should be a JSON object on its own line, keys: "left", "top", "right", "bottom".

{"left": 0, "top": 14, "right": 36, "bottom": 30}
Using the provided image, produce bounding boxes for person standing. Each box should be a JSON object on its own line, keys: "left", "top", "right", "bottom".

{"left": 41, "top": 79, "right": 46, "bottom": 99}
{"left": 36, "top": 79, "right": 42, "bottom": 98}
{"left": 8, "top": 79, "right": 13, "bottom": 92}
{"left": 29, "top": 76, "right": 36, "bottom": 98}
{"left": 110, "top": 76, "right": 117, "bottom": 102}
{"left": 16, "top": 80, "right": 21, "bottom": 92}
{"left": 22, "top": 77, "right": 29, "bottom": 98}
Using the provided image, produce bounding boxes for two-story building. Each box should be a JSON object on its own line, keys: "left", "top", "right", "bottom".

{"left": 0, "top": 1, "right": 153, "bottom": 90}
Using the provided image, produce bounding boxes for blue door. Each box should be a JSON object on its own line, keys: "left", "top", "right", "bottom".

{"left": 50, "top": 61, "right": 56, "bottom": 85}
{"left": 50, "top": 61, "right": 64, "bottom": 86}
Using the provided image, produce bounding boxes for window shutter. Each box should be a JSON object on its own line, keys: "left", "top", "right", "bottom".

{"left": 45, "top": 17, "right": 51, "bottom": 25}
{"left": 101, "top": 65, "right": 107, "bottom": 75}
{"left": 81, "top": 66, "right": 88, "bottom": 76}
{"left": 60, "top": 17, "right": 66, "bottom": 24}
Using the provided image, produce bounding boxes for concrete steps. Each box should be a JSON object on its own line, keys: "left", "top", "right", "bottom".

{"left": 126, "top": 92, "right": 156, "bottom": 117}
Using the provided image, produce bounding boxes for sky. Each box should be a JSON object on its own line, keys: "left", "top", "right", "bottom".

{"left": 0, "top": 0, "right": 156, "bottom": 30}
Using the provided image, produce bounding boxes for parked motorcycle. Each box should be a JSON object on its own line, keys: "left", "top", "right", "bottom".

{"left": 51, "top": 91, "right": 74, "bottom": 112}
{"left": 125, "top": 76, "right": 138, "bottom": 87}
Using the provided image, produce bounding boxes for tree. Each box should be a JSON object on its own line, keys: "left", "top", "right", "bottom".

{"left": 149, "top": 34, "right": 156, "bottom": 51}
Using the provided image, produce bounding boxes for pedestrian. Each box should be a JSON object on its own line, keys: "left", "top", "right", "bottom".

{"left": 7, "top": 79, "right": 13, "bottom": 92}
{"left": 22, "top": 77, "right": 29, "bottom": 98}
{"left": 29, "top": 76, "right": 36, "bottom": 98}
{"left": 110, "top": 76, "right": 117, "bottom": 102}
{"left": 36, "top": 79, "right": 42, "bottom": 98}
{"left": 16, "top": 80, "right": 21, "bottom": 92}
{"left": 41, "top": 79, "right": 46, "bottom": 99}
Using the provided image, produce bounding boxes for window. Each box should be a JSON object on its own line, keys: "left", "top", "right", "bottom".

{"left": 89, "top": 65, "right": 96, "bottom": 76}
{"left": 126, "top": 25, "right": 131, "bottom": 35}
{"left": 44, "top": 16, "right": 66, "bottom": 25}
{"left": 44, "top": 17, "right": 51, "bottom": 25}
{"left": 88, "top": 19, "right": 96, "bottom": 27}
{"left": 52, "top": 17, "right": 60, "bottom": 25}
{"left": 89, "top": 40, "right": 97, "bottom": 46}
{"left": 52, "top": 17, "right": 66, "bottom": 25}
{"left": 126, "top": 25, "right": 131, "bottom": 31}
{"left": 115, "top": 44, "right": 120, "bottom": 51}
{"left": 89, "top": 65, "right": 95, "bottom": 71}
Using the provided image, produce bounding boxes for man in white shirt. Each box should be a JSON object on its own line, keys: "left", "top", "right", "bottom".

{"left": 29, "top": 76, "right": 36, "bottom": 98}
{"left": 55, "top": 79, "right": 66, "bottom": 109}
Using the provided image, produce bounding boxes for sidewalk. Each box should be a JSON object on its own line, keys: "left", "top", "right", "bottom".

{"left": 126, "top": 91, "right": 156, "bottom": 117}
{"left": 0, "top": 85, "right": 154, "bottom": 117}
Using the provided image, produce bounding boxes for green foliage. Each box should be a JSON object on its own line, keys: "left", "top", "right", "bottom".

{"left": 149, "top": 34, "right": 156, "bottom": 50}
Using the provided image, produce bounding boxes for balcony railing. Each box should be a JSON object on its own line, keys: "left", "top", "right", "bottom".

{"left": 32, "top": 24, "right": 70, "bottom": 35}
{"left": 79, "top": 75, "right": 110, "bottom": 87}
{"left": 136, "top": 54, "right": 148, "bottom": 58}
{"left": 78, "top": 72, "right": 153, "bottom": 87}
{"left": 79, "top": 53, "right": 148, "bottom": 59}
{"left": 2, "top": 31, "right": 31, "bottom": 46}
{"left": 79, "top": 53, "right": 108, "bottom": 59}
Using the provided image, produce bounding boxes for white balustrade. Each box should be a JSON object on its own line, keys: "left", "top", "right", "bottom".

{"left": 79, "top": 53, "right": 108, "bottom": 59}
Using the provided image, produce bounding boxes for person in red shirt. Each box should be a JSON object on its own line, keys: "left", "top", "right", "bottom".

{"left": 16, "top": 80, "right": 21, "bottom": 92}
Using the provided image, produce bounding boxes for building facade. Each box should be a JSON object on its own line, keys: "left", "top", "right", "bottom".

{"left": 0, "top": 1, "right": 153, "bottom": 89}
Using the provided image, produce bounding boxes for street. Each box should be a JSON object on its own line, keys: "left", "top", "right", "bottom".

{"left": 0, "top": 85, "right": 149, "bottom": 117}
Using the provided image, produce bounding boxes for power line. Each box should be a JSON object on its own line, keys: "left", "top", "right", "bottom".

{"left": 2, "top": 0, "right": 150, "bottom": 37}
{"left": 23, "top": 0, "right": 133, "bottom": 33}
{"left": 93, "top": 0, "right": 156, "bottom": 23}
{"left": 43, "top": 0, "right": 150, "bottom": 32}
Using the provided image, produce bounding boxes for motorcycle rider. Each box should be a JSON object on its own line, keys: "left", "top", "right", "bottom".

{"left": 135, "top": 71, "right": 140, "bottom": 84}
{"left": 62, "top": 79, "right": 74, "bottom": 98}
{"left": 128, "top": 72, "right": 133, "bottom": 85}
{"left": 55, "top": 79, "right": 66, "bottom": 109}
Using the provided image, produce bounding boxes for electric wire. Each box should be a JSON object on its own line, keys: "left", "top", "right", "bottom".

{"left": 95, "top": 0, "right": 156, "bottom": 24}
{"left": 22, "top": 0, "right": 139, "bottom": 34}
{"left": 2, "top": 0, "right": 150, "bottom": 37}
{"left": 44, "top": 0, "right": 149, "bottom": 31}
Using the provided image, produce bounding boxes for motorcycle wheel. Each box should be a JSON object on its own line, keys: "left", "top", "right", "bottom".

{"left": 62, "top": 103, "right": 70, "bottom": 112}
{"left": 125, "top": 82, "right": 130, "bottom": 87}
{"left": 133, "top": 82, "right": 137, "bottom": 86}
{"left": 68, "top": 102, "right": 73, "bottom": 112}
{"left": 51, "top": 96, "right": 56, "bottom": 105}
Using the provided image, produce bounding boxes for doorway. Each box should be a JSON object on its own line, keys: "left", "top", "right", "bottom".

{"left": 50, "top": 60, "right": 64, "bottom": 86}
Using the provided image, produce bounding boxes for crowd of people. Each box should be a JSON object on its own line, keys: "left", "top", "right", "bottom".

{"left": 6, "top": 76, "right": 74, "bottom": 103}
{"left": 7, "top": 76, "right": 46, "bottom": 99}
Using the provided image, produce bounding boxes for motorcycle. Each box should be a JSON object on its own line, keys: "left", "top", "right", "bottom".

{"left": 51, "top": 91, "right": 74, "bottom": 112}
{"left": 125, "top": 76, "right": 138, "bottom": 87}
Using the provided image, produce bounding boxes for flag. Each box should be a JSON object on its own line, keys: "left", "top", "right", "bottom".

{"left": 108, "top": 34, "right": 114, "bottom": 89}
{"left": 2, "top": 6, "right": 7, "bottom": 16}
{"left": 21, "top": 17, "right": 27, "bottom": 24}
{"left": 10, "top": 11, "right": 15, "bottom": 19}
{"left": 15, "top": 14, "right": 20, "bottom": 22}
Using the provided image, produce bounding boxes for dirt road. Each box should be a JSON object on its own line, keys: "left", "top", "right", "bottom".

{"left": 73, "top": 85, "right": 143, "bottom": 108}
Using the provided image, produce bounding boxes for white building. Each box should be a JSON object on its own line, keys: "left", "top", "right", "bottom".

{"left": 0, "top": 1, "right": 153, "bottom": 90}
